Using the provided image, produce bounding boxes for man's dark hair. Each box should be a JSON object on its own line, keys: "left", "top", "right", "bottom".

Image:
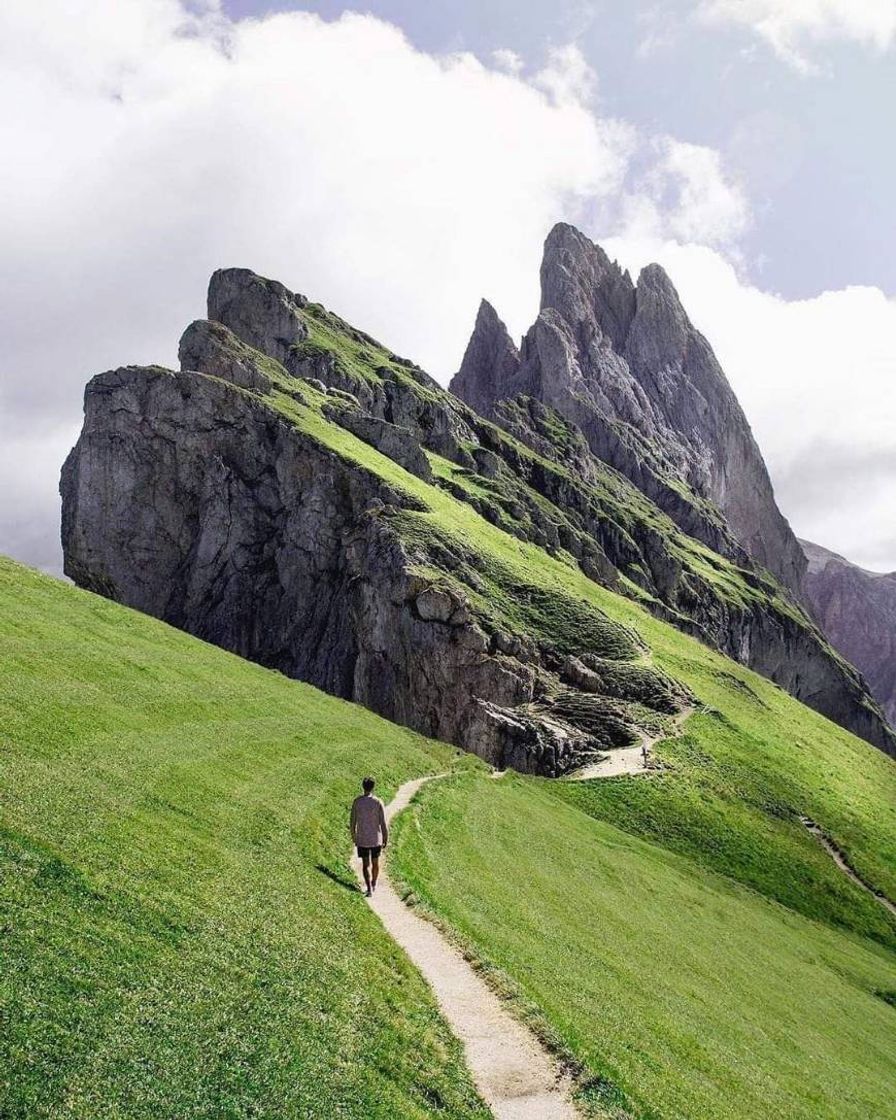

{"left": 362, "top": 776, "right": 375, "bottom": 793}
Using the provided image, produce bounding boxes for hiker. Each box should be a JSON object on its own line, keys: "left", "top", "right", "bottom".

{"left": 351, "top": 776, "right": 388, "bottom": 897}
{"left": 641, "top": 743, "right": 649, "bottom": 768}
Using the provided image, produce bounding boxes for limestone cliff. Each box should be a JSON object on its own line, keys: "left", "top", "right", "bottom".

{"left": 802, "top": 540, "right": 896, "bottom": 728}
{"left": 61, "top": 263, "right": 896, "bottom": 764}
{"left": 452, "top": 223, "right": 806, "bottom": 595}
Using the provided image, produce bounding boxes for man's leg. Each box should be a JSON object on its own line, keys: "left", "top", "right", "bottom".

{"left": 360, "top": 851, "right": 372, "bottom": 895}
{"left": 371, "top": 853, "right": 380, "bottom": 891}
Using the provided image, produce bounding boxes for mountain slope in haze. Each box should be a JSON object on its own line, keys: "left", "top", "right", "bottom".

{"left": 802, "top": 539, "right": 896, "bottom": 726}
{"left": 61, "top": 259, "right": 895, "bottom": 760}
{"left": 452, "top": 222, "right": 805, "bottom": 595}
{"left": 0, "top": 557, "right": 487, "bottom": 1120}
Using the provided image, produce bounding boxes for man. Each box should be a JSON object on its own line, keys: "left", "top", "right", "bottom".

{"left": 350, "top": 776, "right": 388, "bottom": 897}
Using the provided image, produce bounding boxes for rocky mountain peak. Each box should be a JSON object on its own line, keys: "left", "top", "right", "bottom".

{"left": 451, "top": 298, "right": 521, "bottom": 421}
{"left": 540, "top": 222, "right": 636, "bottom": 353}
{"left": 208, "top": 267, "right": 308, "bottom": 365}
{"left": 451, "top": 222, "right": 806, "bottom": 596}
{"left": 60, "top": 262, "right": 896, "bottom": 767}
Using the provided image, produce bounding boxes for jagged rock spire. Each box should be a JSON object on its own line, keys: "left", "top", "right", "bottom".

{"left": 452, "top": 223, "right": 807, "bottom": 595}
{"left": 450, "top": 299, "right": 521, "bottom": 421}
{"left": 540, "top": 222, "right": 636, "bottom": 353}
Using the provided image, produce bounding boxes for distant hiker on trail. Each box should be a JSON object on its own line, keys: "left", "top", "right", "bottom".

{"left": 351, "top": 777, "right": 388, "bottom": 897}
{"left": 641, "top": 743, "right": 649, "bottom": 768}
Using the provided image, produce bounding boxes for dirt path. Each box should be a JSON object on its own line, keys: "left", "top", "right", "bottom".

{"left": 352, "top": 775, "right": 582, "bottom": 1120}
{"left": 567, "top": 704, "right": 694, "bottom": 782}
{"left": 800, "top": 816, "right": 896, "bottom": 919}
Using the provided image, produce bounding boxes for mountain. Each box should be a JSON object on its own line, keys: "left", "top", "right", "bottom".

{"left": 61, "top": 256, "right": 895, "bottom": 762}
{"left": 802, "top": 539, "right": 896, "bottom": 726}
{"left": 452, "top": 222, "right": 805, "bottom": 594}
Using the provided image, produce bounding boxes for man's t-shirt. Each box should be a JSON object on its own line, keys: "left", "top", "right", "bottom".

{"left": 351, "top": 794, "right": 387, "bottom": 848}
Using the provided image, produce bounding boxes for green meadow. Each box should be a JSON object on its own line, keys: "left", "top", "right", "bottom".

{"left": 0, "top": 558, "right": 487, "bottom": 1119}
{"left": 394, "top": 769, "right": 896, "bottom": 1120}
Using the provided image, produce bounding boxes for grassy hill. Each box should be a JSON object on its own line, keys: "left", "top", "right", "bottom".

{"left": 394, "top": 770, "right": 896, "bottom": 1120}
{"left": 0, "top": 557, "right": 487, "bottom": 1119}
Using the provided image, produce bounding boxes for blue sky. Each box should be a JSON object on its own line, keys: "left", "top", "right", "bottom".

{"left": 0, "top": 0, "right": 894, "bottom": 573}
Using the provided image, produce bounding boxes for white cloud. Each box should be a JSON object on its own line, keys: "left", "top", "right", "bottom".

{"left": 491, "top": 48, "right": 524, "bottom": 76}
{"left": 533, "top": 44, "right": 598, "bottom": 106}
{"left": 621, "top": 137, "right": 750, "bottom": 246}
{"left": 601, "top": 235, "right": 896, "bottom": 570}
{"left": 697, "top": 0, "right": 896, "bottom": 71}
{"left": 0, "top": 0, "right": 892, "bottom": 578}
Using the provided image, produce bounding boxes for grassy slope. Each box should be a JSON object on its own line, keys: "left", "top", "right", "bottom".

{"left": 0, "top": 558, "right": 488, "bottom": 1120}
{"left": 394, "top": 772, "right": 896, "bottom": 1120}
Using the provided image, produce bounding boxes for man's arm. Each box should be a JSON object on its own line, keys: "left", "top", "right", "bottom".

{"left": 350, "top": 799, "right": 357, "bottom": 841}
{"left": 379, "top": 801, "right": 388, "bottom": 848}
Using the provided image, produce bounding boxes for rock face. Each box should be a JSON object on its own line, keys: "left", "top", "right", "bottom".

{"left": 451, "top": 223, "right": 805, "bottom": 595}
{"left": 61, "top": 283, "right": 689, "bottom": 776}
{"left": 61, "top": 260, "right": 896, "bottom": 765}
{"left": 207, "top": 268, "right": 309, "bottom": 363}
{"left": 802, "top": 540, "right": 896, "bottom": 727}
{"left": 59, "top": 366, "right": 583, "bottom": 774}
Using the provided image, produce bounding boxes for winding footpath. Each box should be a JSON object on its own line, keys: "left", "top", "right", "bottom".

{"left": 568, "top": 704, "right": 694, "bottom": 781}
{"left": 352, "top": 776, "right": 582, "bottom": 1120}
{"left": 800, "top": 816, "right": 896, "bottom": 918}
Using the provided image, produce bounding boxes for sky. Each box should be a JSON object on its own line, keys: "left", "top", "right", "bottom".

{"left": 1, "top": 0, "right": 894, "bottom": 575}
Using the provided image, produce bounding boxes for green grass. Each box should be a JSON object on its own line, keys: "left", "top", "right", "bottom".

{"left": 393, "top": 771, "right": 896, "bottom": 1120}
{"left": 0, "top": 558, "right": 489, "bottom": 1119}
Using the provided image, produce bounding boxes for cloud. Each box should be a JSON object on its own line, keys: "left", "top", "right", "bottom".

{"left": 601, "top": 235, "right": 896, "bottom": 571}
{"left": 533, "top": 43, "right": 598, "bottom": 106}
{"left": 697, "top": 0, "right": 896, "bottom": 72}
{"left": 491, "top": 48, "right": 524, "bottom": 76}
{"left": 620, "top": 138, "right": 750, "bottom": 247}
{"left": 0, "top": 0, "right": 892, "bottom": 580}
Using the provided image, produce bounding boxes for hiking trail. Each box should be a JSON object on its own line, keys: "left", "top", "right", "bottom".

{"left": 799, "top": 816, "right": 896, "bottom": 919}
{"left": 352, "top": 775, "right": 582, "bottom": 1120}
{"left": 567, "top": 704, "right": 694, "bottom": 781}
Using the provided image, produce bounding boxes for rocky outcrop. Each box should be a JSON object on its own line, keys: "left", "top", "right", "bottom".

{"left": 61, "top": 303, "right": 688, "bottom": 776}
{"left": 207, "top": 267, "right": 309, "bottom": 364}
{"left": 451, "top": 223, "right": 806, "bottom": 596}
{"left": 60, "top": 263, "right": 896, "bottom": 763}
{"left": 450, "top": 300, "right": 521, "bottom": 420}
{"left": 322, "top": 402, "right": 433, "bottom": 482}
{"left": 178, "top": 319, "right": 293, "bottom": 394}
{"left": 802, "top": 540, "right": 896, "bottom": 728}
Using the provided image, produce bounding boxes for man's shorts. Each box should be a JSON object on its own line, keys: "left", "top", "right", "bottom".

{"left": 357, "top": 845, "right": 382, "bottom": 859}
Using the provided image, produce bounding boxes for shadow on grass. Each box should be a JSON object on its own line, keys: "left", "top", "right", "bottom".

{"left": 316, "top": 863, "right": 359, "bottom": 893}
